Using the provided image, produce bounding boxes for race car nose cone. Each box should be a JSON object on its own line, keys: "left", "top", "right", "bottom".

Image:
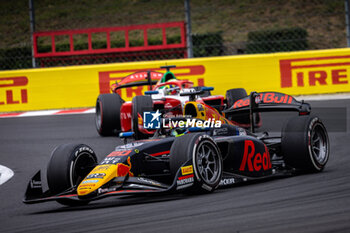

{"left": 77, "top": 164, "right": 118, "bottom": 196}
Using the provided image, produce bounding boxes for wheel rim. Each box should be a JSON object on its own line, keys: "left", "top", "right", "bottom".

{"left": 196, "top": 142, "right": 221, "bottom": 184}
{"left": 310, "top": 124, "right": 328, "bottom": 165}
{"left": 71, "top": 152, "right": 96, "bottom": 187}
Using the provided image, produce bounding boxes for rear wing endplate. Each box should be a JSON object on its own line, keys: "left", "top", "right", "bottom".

{"left": 223, "top": 92, "right": 311, "bottom": 133}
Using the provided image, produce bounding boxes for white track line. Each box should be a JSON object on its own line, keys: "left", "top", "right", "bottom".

{"left": 84, "top": 108, "right": 96, "bottom": 114}
{"left": 0, "top": 165, "right": 14, "bottom": 185}
{"left": 0, "top": 93, "right": 350, "bottom": 119}
{"left": 0, "top": 108, "right": 95, "bottom": 118}
{"left": 20, "top": 110, "right": 60, "bottom": 117}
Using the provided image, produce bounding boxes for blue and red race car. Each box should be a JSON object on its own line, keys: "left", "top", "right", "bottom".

{"left": 24, "top": 91, "right": 329, "bottom": 206}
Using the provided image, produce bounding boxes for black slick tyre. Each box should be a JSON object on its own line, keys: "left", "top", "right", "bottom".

{"left": 226, "top": 88, "right": 247, "bottom": 108}
{"left": 132, "top": 95, "right": 153, "bottom": 140}
{"left": 95, "top": 93, "right": 123, "bottom": 136}
{"left": 170, "top": 133, "right": 223, "bottom": 193}
{"left": 225, "top": 88, "right": 258, "bottom": 126}
{"left": 282, "top": 115, "right": 330, "bottom": 172}
{"left": 47, "top": 144, "right": 97, "bottom": 206}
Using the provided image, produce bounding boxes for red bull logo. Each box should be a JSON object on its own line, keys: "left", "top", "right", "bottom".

{"left": 239, "top": 140, "right": 271, "bottom": 172}
{"left": 116, "top": 157, "right": 134, "bottom": 177}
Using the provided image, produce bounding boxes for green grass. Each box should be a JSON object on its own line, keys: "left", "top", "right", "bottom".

{"left": 0, "top": 0, "right": 347, "bottom": 49}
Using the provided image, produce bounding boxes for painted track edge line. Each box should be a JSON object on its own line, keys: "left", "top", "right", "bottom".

{"left": 0, "top": 108, "right": 95, "bottom": 118}
{"left": 0, "top": 165, "right": 14, "bottom": 185}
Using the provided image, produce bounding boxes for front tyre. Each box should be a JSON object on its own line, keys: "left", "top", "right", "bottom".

{"left": 282, "top": 116, "right": 330, "bottom": 172}
{"left": 47, "top": 144, "right": 97, "bottom": 206}
{"left": 170, "top": 133, "right": 223, "bottom": 193}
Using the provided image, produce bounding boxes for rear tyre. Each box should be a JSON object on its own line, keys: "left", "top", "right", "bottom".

{"left": 132, "top": 95, "right": 153, "bottom": 140}
{"left": 225, "top": 88, "right": 260, "bottom": 126}
{"left": 282, "top": 116, "right": 329, "bottom": 172}
{"left": 47, "top": 144, "right": 97, "bottom": 206}
{"left": 95, "top": 93, "right": 123, "bottom": 136}
{"left": 170, "top": 133, "right": 223, "bottom": 193}
{"left": 226, "top": 88, "right": 247, "bottom": 108}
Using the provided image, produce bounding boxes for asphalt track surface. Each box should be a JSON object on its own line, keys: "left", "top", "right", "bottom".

{"left": 1, "top": 99, "right": 350, "bottom": 233}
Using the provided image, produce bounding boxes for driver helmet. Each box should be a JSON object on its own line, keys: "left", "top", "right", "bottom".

{"left": 171, "top": 128, "right": 187, "bottom": 137}
{"left": 157, "top": 71, "right": 177, "bottom": 89}
{"left": 160, "top": 71, "right": 176, "bottom": 83}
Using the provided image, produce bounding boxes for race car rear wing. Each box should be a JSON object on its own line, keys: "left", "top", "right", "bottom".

{"left": 114, "top": 80, "right": 159, "bottom": 90}
{"left": 112, "top": 70, "right": 163, "bottom": 93}
{"left": 223, "top": 92, "right": 311, "bottom": 132}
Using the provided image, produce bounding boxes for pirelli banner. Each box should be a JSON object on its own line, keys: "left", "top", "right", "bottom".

{"left": 1, "top": 48, "right": 350, "bottom": 112}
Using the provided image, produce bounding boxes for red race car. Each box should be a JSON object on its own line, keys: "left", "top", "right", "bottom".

{"left": 95, "top": 65, "right": 257, "bottom": 139}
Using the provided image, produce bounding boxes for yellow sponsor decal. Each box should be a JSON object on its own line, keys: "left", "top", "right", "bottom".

{"left": 91, "top": 165, "right": 111, "bottom": 172}
{"left": 77, "top": 164, "right": 117, "bottom": 196}
{"left": 181, "top": 165, "right": 193, "bottom": 175}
